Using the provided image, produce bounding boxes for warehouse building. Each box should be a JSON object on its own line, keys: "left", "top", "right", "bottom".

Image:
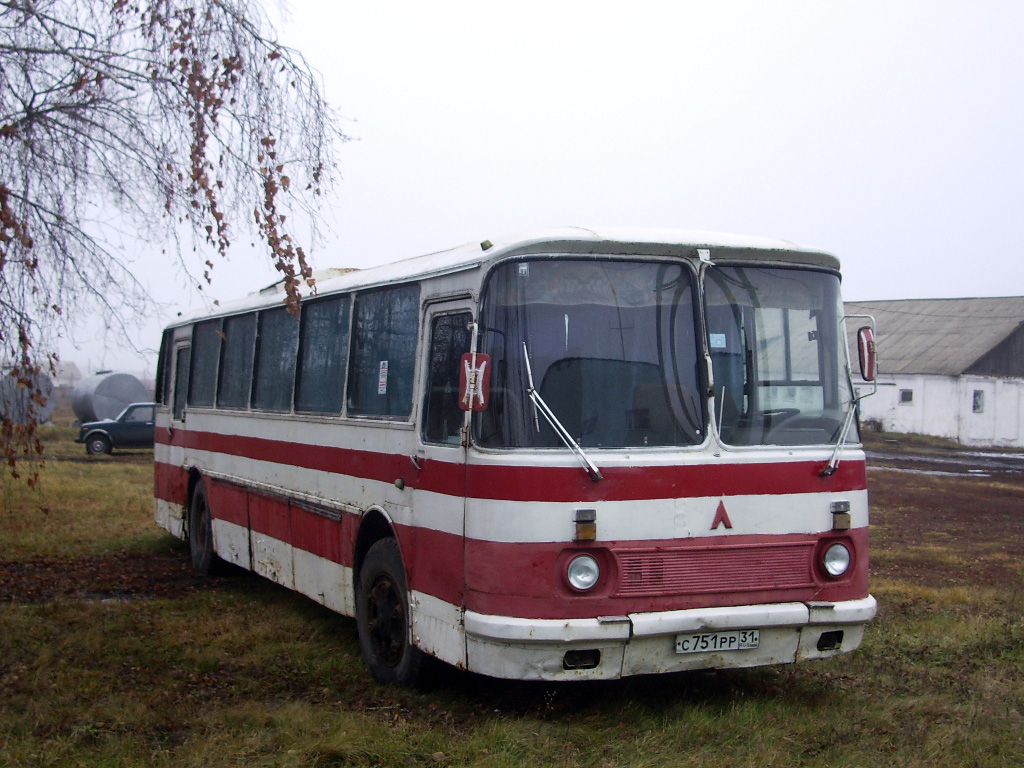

{"left": 845, "top": 297, "right": 1024, "bottom": 447}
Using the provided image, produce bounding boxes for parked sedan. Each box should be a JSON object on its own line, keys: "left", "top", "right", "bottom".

{"left": 76, "top": 402, "right": 156, "bottom": 455}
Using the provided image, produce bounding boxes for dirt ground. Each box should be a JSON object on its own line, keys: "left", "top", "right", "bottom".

{"left": 2, "top": 439, "right": 1022, "bottom": 603}
{"left": 864, "top": 435, "right": 1024, "bottom": 589}
{"left": 0, "top": 549, "right": 214, "bottom": 603}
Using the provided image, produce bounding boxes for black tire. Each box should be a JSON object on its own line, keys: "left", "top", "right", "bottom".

{"left": 188, "top": 479, "right": 218, "bottom": 575}
{"left": 356, "top": 538, "right": 424, "bottom": 686}
{"left": 85, "top": 434, "right": 111, "bottom": 456}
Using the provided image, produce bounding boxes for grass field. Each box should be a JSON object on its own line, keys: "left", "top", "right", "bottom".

{"left": 1, "top": 428, "right": 1022, "bottom": 767}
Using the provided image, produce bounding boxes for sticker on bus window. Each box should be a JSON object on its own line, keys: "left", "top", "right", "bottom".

{"left": 710, "top": 333, "right": 727, "bottom": 349}
{"left": 378, "top": 361, "right": 389, "bottom": 394}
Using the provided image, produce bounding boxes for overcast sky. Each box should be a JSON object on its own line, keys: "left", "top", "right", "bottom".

{"left": 65, "top": 0, "right": 1024, "bottom": 374}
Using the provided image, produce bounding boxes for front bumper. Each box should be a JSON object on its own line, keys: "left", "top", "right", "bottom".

{"left": 464, "top": 595, "right": 877, "bottom": 680}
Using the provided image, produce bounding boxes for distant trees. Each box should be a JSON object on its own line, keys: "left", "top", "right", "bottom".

{"left": 1, "top": 0, "right": 345, "bottom": 479}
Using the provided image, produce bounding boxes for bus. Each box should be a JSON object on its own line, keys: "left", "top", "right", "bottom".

{"left": 154, "top": 228, "right": 877, "bottom": 685}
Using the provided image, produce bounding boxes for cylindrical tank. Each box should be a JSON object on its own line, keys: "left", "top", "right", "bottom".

{"left": 72, "top": 372, "right": 149, "bottom": 422}
{"left": 0, "top": 371, "right": 56, "bottom": 424}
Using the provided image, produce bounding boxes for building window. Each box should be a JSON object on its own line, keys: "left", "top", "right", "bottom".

{"left": 973, "top": 389, "right": 985, "bottom": 414}
{"left": 899, "top": 389, "right": 913, "bottom": 404}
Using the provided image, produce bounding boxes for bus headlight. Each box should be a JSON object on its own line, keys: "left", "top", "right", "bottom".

{"left": 823, "top": 543, "right": 851, "bottom": 577}
{"left": 567, "top": 554, "right": 601, "bottom": 591}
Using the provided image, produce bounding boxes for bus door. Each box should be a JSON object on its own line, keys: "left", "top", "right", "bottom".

{"left": 171, "top": 341, "right": 190, "bottom": 425}
{"left": 155, "top": 335, "right": 191, "bottom": 538}
{"left": 411, "top": 301, "right": 474, "bottom": 663}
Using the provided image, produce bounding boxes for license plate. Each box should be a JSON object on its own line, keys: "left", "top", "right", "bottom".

{"left": 675, "top": 629, "right": 760, "bottom": 654}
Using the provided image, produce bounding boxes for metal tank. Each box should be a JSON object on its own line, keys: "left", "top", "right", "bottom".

{"left": 0, "top": 371, "right": 56, "bottom": 424}
{"left": 72, "top": 372, "right": 149, "bottom": 423}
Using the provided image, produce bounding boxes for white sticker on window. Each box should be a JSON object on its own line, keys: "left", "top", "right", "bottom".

{"left": 710, "top": 333, "right": 727, "bottom": 349}
{"left": 378, "top": 361, "right": 389, "bottom": 394}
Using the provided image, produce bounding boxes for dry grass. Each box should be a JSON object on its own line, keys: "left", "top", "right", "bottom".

{"left": 0, "top": 426, "right": 161, "bottom": 560}
{"left": 1, "top": 429, "right": 1023, "bottom": 766}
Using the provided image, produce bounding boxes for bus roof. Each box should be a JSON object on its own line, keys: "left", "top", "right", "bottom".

{"left": 174, "top": 228, "right": 838, "bottom": 324}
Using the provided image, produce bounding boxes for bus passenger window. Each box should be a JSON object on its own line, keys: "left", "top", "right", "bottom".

{"left": 348, "top": 283, "right": 421, "bottom": 418}
{"left": 295, "top": 295, "right": 350, "bottom": 414}
{"left": 253, "top": 306, "right": 299, "bottom": 412}
{"left": 217, "top": 313, "right": 257, "bottom": 409}
{"left": 155, "top": 329, "right": 173, "bottom": 406}
{"left": 423, "top": 312, "right": 472, "bottom": 444}
{"left": 188, "top": 319, "right": 221, "bottom": 407}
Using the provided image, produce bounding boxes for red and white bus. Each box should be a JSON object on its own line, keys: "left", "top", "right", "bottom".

{"left": 154, "top": 229, "right": 877, "bottom": 685}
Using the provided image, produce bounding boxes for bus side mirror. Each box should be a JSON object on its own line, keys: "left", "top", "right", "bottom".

{"left": 459, "top": 353, "right": 491, "bottom": 411}
{"left": 857, "top": 326, "right": 876, "bottom": 382}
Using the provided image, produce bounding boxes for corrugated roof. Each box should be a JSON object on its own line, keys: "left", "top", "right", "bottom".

{"left": 845, "top": 297, "right": 1024, "bottom": 375}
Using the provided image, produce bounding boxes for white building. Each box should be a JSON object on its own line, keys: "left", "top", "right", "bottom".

{"left": 846, "top": 297, "right": 1024, "bottom": 447}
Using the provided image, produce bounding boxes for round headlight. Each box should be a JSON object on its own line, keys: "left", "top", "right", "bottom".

{"left": 567, "top": 554, "right": 601, "bottom": 591}
{"left": 823, "top": 543, "right": 851, "bottom": 577}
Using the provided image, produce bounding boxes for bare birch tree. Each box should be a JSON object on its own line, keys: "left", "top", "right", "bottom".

{"left": 1, "top": 0, "right": 344, "bottom": 480}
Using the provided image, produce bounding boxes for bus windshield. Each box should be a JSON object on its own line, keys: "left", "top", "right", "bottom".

{"left": 476, "top": 259, "right": 704, "bottom": 448}
{"left": 477, "top": 258, "right": 853, "bottom": 451}
{"left": 705, "top": 266, "right": 853, "bottom": 447}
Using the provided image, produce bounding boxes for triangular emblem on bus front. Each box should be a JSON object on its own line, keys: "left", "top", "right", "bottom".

{"left": 711, "top": 501, "right": 733, "bottom": 530}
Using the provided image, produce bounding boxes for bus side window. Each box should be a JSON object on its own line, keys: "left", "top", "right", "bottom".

{"left": 155, "top": 329, "right": 173, "bottom": 406}
{"left": 295, "top": 295, "right": 351, "bottom": 414}
{"left": 217, "top": 313, "right": 257, "bottom": 409}
{"left": 348, "top": 283, "right": 421, "bottom": 418}
{"left": 253, "top": 306, "right": 299, "bottom": 412}
{"left": 189, "top": 319, "right": 221, "bottom": 407}
{"left": 422, "top": 312, "right": 472, "bottom": 444}
{"left": 173, "top": 345, "right": 191, "bottom": 421}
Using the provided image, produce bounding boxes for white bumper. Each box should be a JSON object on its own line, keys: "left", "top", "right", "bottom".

{"left": 463, "top": 595, "right": 877, "bottom": 680}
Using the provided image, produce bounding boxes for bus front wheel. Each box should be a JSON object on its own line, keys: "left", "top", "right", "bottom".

{"left": 356, "top": 538, "right": 423, "bottom": 686}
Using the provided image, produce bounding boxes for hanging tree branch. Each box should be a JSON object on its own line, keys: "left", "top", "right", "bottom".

{"left": 0, "top": 0, "right": 345, "bottom": 480}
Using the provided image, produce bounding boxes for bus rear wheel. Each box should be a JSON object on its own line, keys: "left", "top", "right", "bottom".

{"left": 188, "top": 479, "right": 219, "bottom": 575}
{"left": 356, "top": 538, "right": 423, "bottom": 686}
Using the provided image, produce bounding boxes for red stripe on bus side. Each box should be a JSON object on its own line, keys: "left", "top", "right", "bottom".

{"left": 156, "top": 466, "right": 458, "bottom": 600}
{"left": 154, "top": 462, "right": 865, "bottom": 620}
{"left": 465, "top": 460, "right": 865, "bottom": 502}
{"left": 248, "top": 491, "right": 291, "bottom": 543}
{"left": 395, "top": 524, "right": 465, "bottom": 607}
{"left": 154, "top": 460, "right": 189, "bottom": 507}
{"left": 207, "top": 481, "right": 248, "bottom": 528}
{"left": 156, "top": 427, "right": 866, "bottom": 501}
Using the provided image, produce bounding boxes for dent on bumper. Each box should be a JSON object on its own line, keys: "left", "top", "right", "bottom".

{"left": 464, "top": 595, "right": 877, "bottom": 644}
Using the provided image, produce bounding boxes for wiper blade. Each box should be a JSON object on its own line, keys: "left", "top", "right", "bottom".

{"left": 522, "top": 343, "right": 603, "bottom": 482}
{"left": 821, "top": 398, "right": 858, "bottom": 477}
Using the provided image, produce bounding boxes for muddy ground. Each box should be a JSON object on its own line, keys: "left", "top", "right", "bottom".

{"left": 864, "top": 435, "right": 1024, "bottom": 589}
{"left": 2, "top": 438, "right": 1022, "bottom": 602}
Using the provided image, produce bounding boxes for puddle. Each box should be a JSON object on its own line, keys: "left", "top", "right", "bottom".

{"left": 869, "top": 465, "right": 991, "bottom": 478}
{"left": 866, "top": 449, "right": 1024, "bottom": 477}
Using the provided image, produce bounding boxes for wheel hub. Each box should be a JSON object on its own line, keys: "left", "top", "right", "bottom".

{"left": 367, "top": 575, "right": 405, "bottom": 667}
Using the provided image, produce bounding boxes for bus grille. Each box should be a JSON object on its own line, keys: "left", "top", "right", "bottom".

{"left": 615, "top": 542, "right": 815, "bottom": 597}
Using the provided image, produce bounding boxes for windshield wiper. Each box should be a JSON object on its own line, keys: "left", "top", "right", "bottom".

{"left": 522, "top": 343, "right": 603, "bottom": 482}
{"left": 821, "top": 397, "right": 859, "bottom": 477}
